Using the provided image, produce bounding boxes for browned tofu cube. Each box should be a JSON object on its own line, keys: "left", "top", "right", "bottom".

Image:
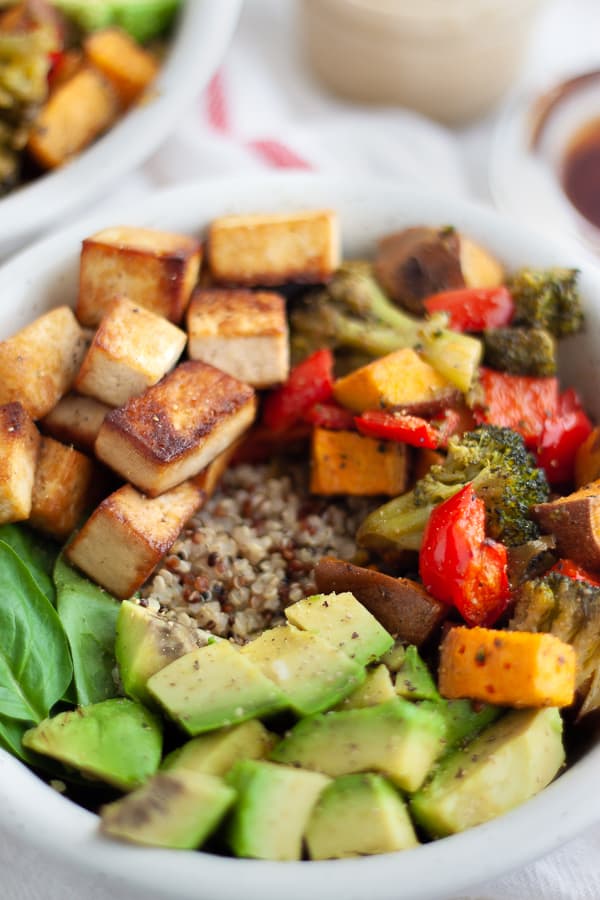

{"left": 208, "top": 210, "right": 340, "bottom": 286}
{"left": 41, "top": 393, "right": 110, "bottom": 453}
{"left": 66, "top": 480, "right": 202, "bottom": 598}
{"left": 191, "top": 439, "right": 241, "bottom": 501}
{"left": 0, "top": 307, "right": 87, "bottom": 420}
{"left": 186, "top": 289, "right": 289, "bottom": 388}
{"left": 0, "top": 403, "right": 40, "bottom": 524}
{"left": 29, "top": 437, "right": 100, "bottom": 541}
{"left": 77, "top": 227, "right": 202, "bottom": 326}
{"left": 74, "top": 297, "right": 187, "bottom": 407}
{"left": 95, "top": 361, "right": 256, "bottom": 497}
{"left": 84, "top": 28, "right": 159, "bottom": 106}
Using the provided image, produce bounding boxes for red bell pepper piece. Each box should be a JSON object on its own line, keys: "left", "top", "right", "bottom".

{"left": 536, "top": 388, "right": 593, "bottom": 485}
{"left": 262, "top": 349, "right": 334, "bottom": 431}
{"left": 303, "top": 402, "right": 355, "bottom": 430}
{"left": 550, "top": 558, "right": 600, "bottom": 587}
{"left": 423, "top": 286, "right": 514, "bottom": 332}
{"left": 474, "top": 368, "right": 559, "bottom": 448}
{"left": 429, "top": 405, "right": 477, "bottom": 448}
{"left": 354, "top": 410, "right": 439, "bottom": 448}
{"left": 419, "top": 483, "right": 510, "bottom": 627}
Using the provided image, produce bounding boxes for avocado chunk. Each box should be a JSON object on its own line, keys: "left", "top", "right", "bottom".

{"left": 162, "top": 720, "right": 276, "bottom": 775}
{"left": 54, "top": 0, "right": 181, "bottom": 42}
{"left": 271, "top": 698, "right": 445, "bottom": 792}
{"left": 241, "top": 625, "right": 365, "bottom": 716}
{"left": 337, "top": 664, "right": 396, "bottom": 710}
{"left": 226, "top": 760, "right": 330, "bottom": 861}
{"left": 421, "top": 698, "right": 502, "bottom": 756}
{"left": 115, "top": 600, "right": 201, "bottom": 708}
{"left": 147, "top": 641, "right": 287, "bottom": 735}
{"left": 100, "top": 770, "right": 235, "bottom": 849}
{"left": 285, "top": 591, "right": 393, "bottom": 666}
{"left": 305, "top": 773, "right": 419, "bottom": 859}
{"left": 22, "top": 698, "right": 162, "bottom": 790}
{"left": 381, "top": 640, "right": 408, "bottom": 672}
{"left": 410, "top": 707, "right": 565, "bottom": 837}
{"left": 394, "top": 645, "right": 440, "bottom": 702}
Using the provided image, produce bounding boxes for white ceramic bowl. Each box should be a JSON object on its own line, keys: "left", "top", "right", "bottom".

{"left": 0, "top": 0, "right": 242, "bottom": 260}
{"left": 0, "top": 175, "right": 598, "bottom": 900}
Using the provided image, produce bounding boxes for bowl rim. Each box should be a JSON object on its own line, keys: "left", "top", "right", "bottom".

{"left": 0, "top": 173, "right": 598, "bottom": 900}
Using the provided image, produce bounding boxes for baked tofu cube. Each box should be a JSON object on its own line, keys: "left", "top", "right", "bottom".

{"left": 0, "top": 307, "right": 87, "bottom": 420}
{"left": 208, "top": 210, "right": 340, "bottom": 286}
{"left": 310, "top": 428, "right": 408, "bottom": 497}
{"left": 77, "top": 227, "right": 202, "bottom": 326}
{"left": 84, "top": 28, "right": 159, "bottom": 106}
{"left": 41, "top": 393, "right": 110, "bottom": 453}
{"left": 29, "top": 437, "right": 100, "bottom": 541}
{"left": 186, "top": 289, "right": 289, "bottom": 388}
{"left": 95, "top": 361, "right": 256, "bottom": 497}
{"left": 74, "top": 298, "right": 187, "bottom": 407}
{"left": 191, "top": 439, "right": 241, "bottom": 501}
{"left": 0, "top": 403, "right": 40, "bottom": 523}
{"left": 66, "top": 480, "right": 202, "bottom": 598}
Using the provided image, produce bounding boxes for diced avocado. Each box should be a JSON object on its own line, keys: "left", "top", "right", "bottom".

{"left": 381, "top": 640, "right": 407, "bottom": 673}
{"left": 100, "top": 770, "right": 235, "bottom": 849}
{"left": 420, "top": 698, "right": 503, "bottom": 756}
{"left": 271, "top": 698, "right": 445, "bottom": 792}
{"left": 285, "top": 591, "right": 393, "bottom": 666}
{"left": 305, "top": 773, "right": 419, "bottom": 859}
{"left": 53, "top": 0, "right": 181, "bottom": 42}
{"left": 226, "top": 760, "right": 330, "bottom": 861}
{"left": 22, "top": 698, "right": 162, "bottom": 791}
{"left": 410, "top": 708, "right": 565, "bottom": 837}
{"left": 162, "top": 720, "right": 276, "bottom": 776}
{"left": 394, "top": 645, "right": 440, "bottom": 702}
{"left": 337, "top": 664, "right": 396, "bottom": 710}
{"left": 115, "top": 600, "right": 201, "bottom": 708}
{"left": 147, "top": 641, "right": 287, "bottom": 735}
{"left": 241, "top": 625, "right": 365, "bottom": 716}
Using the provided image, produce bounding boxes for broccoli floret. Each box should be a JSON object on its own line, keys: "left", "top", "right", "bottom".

{"left": 509, "top": 267, "right": 583, "bottom": 337}
{"left": 357, "top": 425, "right": 550, "bottom": 554}
{"left": 483, "top": 327, "right": 556, "bottom": 376}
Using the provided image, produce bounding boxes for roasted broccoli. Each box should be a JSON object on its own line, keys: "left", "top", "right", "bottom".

{"left": 357, "top": 425, "right": 550, "bottom": 554}
{"left": 483, "top": 327, "right": 557, "bottom": 377}
{"left": 509, "top": 267, "right": 584, "bottom": 338}
{"left": 290, "top": 262, "right": 482, "bottom": 393}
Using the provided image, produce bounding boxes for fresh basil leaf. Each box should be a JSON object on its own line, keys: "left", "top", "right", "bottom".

{"left": 55, "top": 556, "right": 120, "bottom": 706}
{"left": 0, "top": 524, "right": 58, "bottom": 606}
{"left": 0, "top": 713, "right": 34, "bottom": 762}
{"left": 0, "top": 541, "right": 72, "bottom": 722}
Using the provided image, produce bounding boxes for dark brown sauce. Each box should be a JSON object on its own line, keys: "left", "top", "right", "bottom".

{"left": 562, "top": 117, "right": 600, "bottom": 229}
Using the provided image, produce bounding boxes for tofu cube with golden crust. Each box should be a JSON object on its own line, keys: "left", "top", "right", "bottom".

{"left": 208, "top": 210, "right": 340, "bottom": 286}
{"left": 95, "top": 361, "right": 256, "bottom": 497}
{"left": 84, "top": 28, "right": 159, "bottom": 106}
{"left": 29, "top": 437, "right": 100, "bottom": 541}
{"left": 0, "top": 307, "right": 87, "bottom": 420}
{"left": 191, "top": 439, "right": 241, "bottom": 501}
{"left": 0, "top": 403, "right": 40, "bottom": 524}
{"left": 74, "top": 298, "right": 187, "bottom": 407}
{"left": 66, "top": 480, "right": 202, "bottom": 598}
{"left": 41, "top": 393, "right": 109, "bottom": 453}
{"left": 77, "top": 227, "right": 202, "bottom": 326}
{"left": 186, "top": 289, "right": 289, "bottom": 388}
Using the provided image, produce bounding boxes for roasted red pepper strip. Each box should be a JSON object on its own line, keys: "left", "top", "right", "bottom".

{"left": 474, "top": 368, "right": 559, "bottom": 448}
{"left": 536, "top": 388, "right": 593, "bottom": 485}
{"left": 550, "top": 558, "right": 600, "bottom": 587}
{"left": 423, "top": 286, "right": 514, "bottom": 332}
{"left": 262, "top": 349, "right": 334, "bottom": 431}
{"left": 419, "top": 483, "right": 510, "bottom": 627}
{"left": 304, "top": 402, "right": 355, "bottom": 430}
{"left": 429, "top": 405, "right": 477, "bottom": 448}
{"left": 354, "top": 410, "right": 439, "bottom": 448}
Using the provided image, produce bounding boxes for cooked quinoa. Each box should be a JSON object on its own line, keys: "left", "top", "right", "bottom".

{"left": 140, "top": 463, "right": 374, "bottom": 642}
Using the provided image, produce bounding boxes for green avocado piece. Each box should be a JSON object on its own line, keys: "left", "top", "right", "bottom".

{"left": 100, "top": 770, "right": 235, "bottom": 849}
{"left": 285, "top": 591, "right": 393, "bottom": 666}
{"left": 420, "top": 698, "right": 503, "bottom": 756}
{"left": 271, "top": 697, "right": 445, "bottom": 792}
{"left": 226, "top": 760, "right": 330, "bottom": 861}
{"left": 162, "top": 720, "right": 277, "bottom": 776}
{"left": 115, "top": 600, "right": 200, "bottom": 707}
{"left": 410, "top": 708, "right": 565, "bottom": 837}
{"left": 305, "top": 773, "right": 419, "bottom": 859}
{"left": 337, "top": 664, "right": 396, "bottom": 710}
{"left": 22, "top": 698, "right": 162, "bottom": 790}
{"left": 380, "top": 640, "right": 408, "bottom": 673}
{"left": 394, "top": 645, "right": 440, "bottom": 702}
{"left": 147, "top": 641, "right": 287, "bottom": 735}
{"left": 53, "top": 0, "right": 181, "bottom": 42}
{"left": 241, "top": 625, "right": 365, "bottom": 716}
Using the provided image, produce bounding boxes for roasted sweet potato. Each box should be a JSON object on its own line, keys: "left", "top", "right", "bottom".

{"left": 533, "top": 481, "right": 600, "bottom": 572}
{"left": 310, "top": 429, "right": 407, "bottom": 497}
{"left": 84, "top": 28, "right": 159, "bottom": 106}
{"left": 575, "top": 426, "right": 600, "bottom": 488}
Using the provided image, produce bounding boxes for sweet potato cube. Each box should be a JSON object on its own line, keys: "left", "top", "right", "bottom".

{"left": 439, "top": 626, "right": 576, "bottom": 708}
{"left": 74, "top": 298, "right": 187, "bottom": 407}
{"left": 186, "top": 289, "right": 289, "bottom": 388}
{"left": 95, "top": 361, "right": 256, "bottom": 497}
{"left": 575, "top": 426, "right": 600, "bottom": 488}
{"left": 28, "top": 66, "right": 119, "bottom": 169}
{"left": 0, "top": 403, "right": 40, "bottom": 524}
{"left": 41, "top": 393, "right": 109, "bottom": 453}
{"left": 533, "top": 481, "right": 600, "bottom": 571}
{"left": 208, "top": 210, "right": 340, "bottom": 286}
{"left": 0, "top": 307, "right": 87, "bottom": 420}
{"left": 333, "top": 348, "right": 456, "bottom": 415}
{"left": 310, "top": 428, "right": 407, "bottom": 497}
{"left": 29, "top": 437, "right": 100, "bottom": 541}
{"left": 66, "top": 481, "right": 202, "bottom": 598}
{"left": 77, "top": 227, "right": 202, "bottom": 326}
{"left": 84, "top": 28, "right": 159, "bottom": 105}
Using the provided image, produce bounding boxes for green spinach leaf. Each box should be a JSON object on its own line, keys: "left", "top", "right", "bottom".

{"left": 0, "top": 524, "right": 58, "bottom": 606}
